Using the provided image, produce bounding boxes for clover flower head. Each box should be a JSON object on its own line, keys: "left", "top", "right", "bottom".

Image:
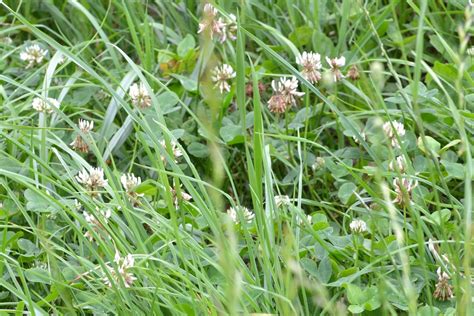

{"left": 171, "top": 183, "right": 192, "bottom": 209}
{"left": 349, "top": 219, "right": 367, "bottom": 233}
{"left": 129, "top": 82, "right": 152, "bottom": 109}
{"left": 198, "top": 4, "right": 223, "bottom": 38}
{"left": 160, "top": 140, "right": 183, "bottom": 163}
{"left": 78, "top": 119, "right": 94, "bottom": 132}
{"left": 32, "top": 97, "right": 60, "bottom": 113}
{"left": 467, "top": 46, "right": 474, "bottom": 56}
{"left": 352, "top": 132, "right": 366, "bottom": 144}
{"left": 383, "top": 121, "right": 406, "bottom": 148}
{"left": 121, "top": 173, "right": 144, "bottom": 204}
{"left": 312, "top": 157, "right": 326, "bottom": 171}
{"left": 104, "top": 251, "right": 137, "bottom": 288}
{"left": 198, "top": 3, "right": 237, "bottom": 43}
{"left": 83, "top": 208, "right": 112, "bottom": 242}
{"left": 433, "top": 267, "right": 454, "bottom": 301}
{"left": 76, "top": 167, "right": 108, "bottom": 196}
{"left": 347, "top": 64, "right": 360, "bottom": 80}
{"left": 393, "top": 177, "right": 418, "bottom": 206}
{"left": 212, "top": 64, "right": 236, "bottom": 93}
{"left": 389, "top": 156, "right": 407, "bottom": 173}
{"left": 296, "top": 51, "right": 322, "bottom": 84}
{"left": 20, "top": 44, "right": 48, "bottom": 68}
{"left": 227, "top": 206, "right": 255, "bottom": 223}
{"left": 222, "top": 14, "right": 237, "bottom": 42}
{"left": 274, "top": 195, "right": 290, "bottom": 207}
{"left": 0, "top": 37, "right": 13, "bottom": 45}
{"left": 71, "top": 119, "right": 94, "bottom": 153}
{"left": 267, "top": 77, "right": 304, "bottom": 113}
{"left": 325, "top": 56, "right": 346, "bottom": 82}
{"left": 121, "top": 173, "right": 141, "bottom": 193}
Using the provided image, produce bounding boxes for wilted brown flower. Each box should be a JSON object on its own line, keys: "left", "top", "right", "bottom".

{"left": 347, "top": 65, "right": 360, "bottom": 80}
{"left": 245, "top": 82, "right": 266, "bottom": 98}
{"left": 71, "top": 119, "right": 94, "bottom": 153}
{"left": 433, "top": 267, "right": 454, "bottom": 301}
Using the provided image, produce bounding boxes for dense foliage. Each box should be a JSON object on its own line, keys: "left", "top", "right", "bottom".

{"left": 0, "top": 0, "right": 473, "bottom": 315}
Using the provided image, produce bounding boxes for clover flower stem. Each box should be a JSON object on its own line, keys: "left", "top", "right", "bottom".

{"left": 352, "top": 234, "right": 360, "bottom": 269}
{"left": 39, "top": 112, "right": 47, "bottom": 186}
{"left": 284, "top": 113, "right": 295, "bottom": 165}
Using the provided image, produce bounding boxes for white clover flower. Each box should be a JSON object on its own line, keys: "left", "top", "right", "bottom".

{"left": 198, "top": 3, "right": 219, "bottom": 35}
{"left": 104, "top": 250, "right": 137, "bottom": 288}
{"left": 312, "top": 157, "right": 326, "bottom": 171}
{"left": 274, "top": 195, "right": 290, "bottom": 207}
{"left": 349, "top": 219, "right": 367, "bottom": 233}
{"left": 0, "top": 37, "right": 12, "bottom": 45}
{"left": 121, "top": 173, "right": 144, "bottom": 204}
{"left": 434, "top": 267, "right": 454, "bottom": 301}
{"left": 212, "top": 64, "right": 236, "bottom": 93}
{"left": 31, "top": 97, "right": 60, "bottom": 113}
{"left": 428, "top": 238, "right": 437, "bottom": 255}
{"left": 467, "top": 46, "right": 474, "bottom": 56}
{"left": 20, "top": 44, "right": 48, "bottom": 68}
{"left": 383, "top": 121, "right": 406, "bottom": 148}
{"left": 57, "top": 54, "right": 67, "bottom": 65}
{"left": 267, "top": 77, "right": 305, "bottom": 113}
{"left": 170, "top": 183, "right": 192, "bottom": 209}
{"left": 198, "top": 4, "right": 225, "bottom": 40}
{"left": 95, "top": 90, "right": 109, "bottom": 101}
{"left": 352, "top": 132, "right": 366, "bottom": 144}
{"left": 198, "top": 3, "right": 236, "bottom": 43}
{"left": 78, "top": 119, "right": 94, "bottom": 132}
{"left": 297, "top": 214, "right": 312, "bottom": 225}
{"left": 392, "top": 177, "right": 418, "bottom": 206}
{"left": 129, "top": 82, "right": 152, "bottom": 109}
{"left": 227, "top": 206, "right": 255, "bottom": 223}
{"left": 76, "top": 167, "right": 108, "bottom": 196}
{"left": 221, "top": 14, "right": 237, "bottom": 43}
{"left": 160, "top": 140, "right": 183, "bottom": 163}
{"left": 74, "top": 199, "right": 82, "bottom": 210}
{"left": 70, "top": 119, "right": 94, "bottom": 153}
{"left": 296, "top": 51, "right": 322, "bottom": 84}
{"left": 83, "top": 208, "right": 112, "bottom": 242}
{"left": 325, "top": 56, "right": 346, "bottom": 82}
{"left": 389, "top": 155, "right": 407, "bottom": 173}
{"left": 121, "top": 173, "right": 141, "bottom": 193}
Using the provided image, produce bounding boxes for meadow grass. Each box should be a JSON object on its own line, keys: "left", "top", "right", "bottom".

{"left": 0, "top": 0, "right": 473, "bottom": 315}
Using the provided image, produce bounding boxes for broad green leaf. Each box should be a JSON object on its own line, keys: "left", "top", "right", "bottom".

{"left": 24, "top": 189, "right": 51, "bottom": 212}
{"left": 172, "top": 74, "right": 197, "bottom": 92}
{"left": 440, "top": 160, "right": 465, "bottom": 179}
{"left": 177, "top": 34, "right": 195, "bottom": 57}
{"left": 348, "top": 305, "right": 364, "bottom": 314}
{"left": 220, "top": 124, "right": 244, "bottom": 144}
{"left": 25, "top": 268, "right": 51, "bottom": 284}
{"left": 300, "top": 258, "right": 319, "bottom": 279}
{"left": 417, "top": 136, "right": 440, "bottom": 157}
{"left": 187, "top": 142, "right": 209, "bottom": 158}
{"left": 317, "top": 256, "right": 332, "bottom": 283}
{"left": 18, "top": 238, "right": 40, "bottom": 256}
{"left": 338, "top": 182, "right": 356, "bottom": 204}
